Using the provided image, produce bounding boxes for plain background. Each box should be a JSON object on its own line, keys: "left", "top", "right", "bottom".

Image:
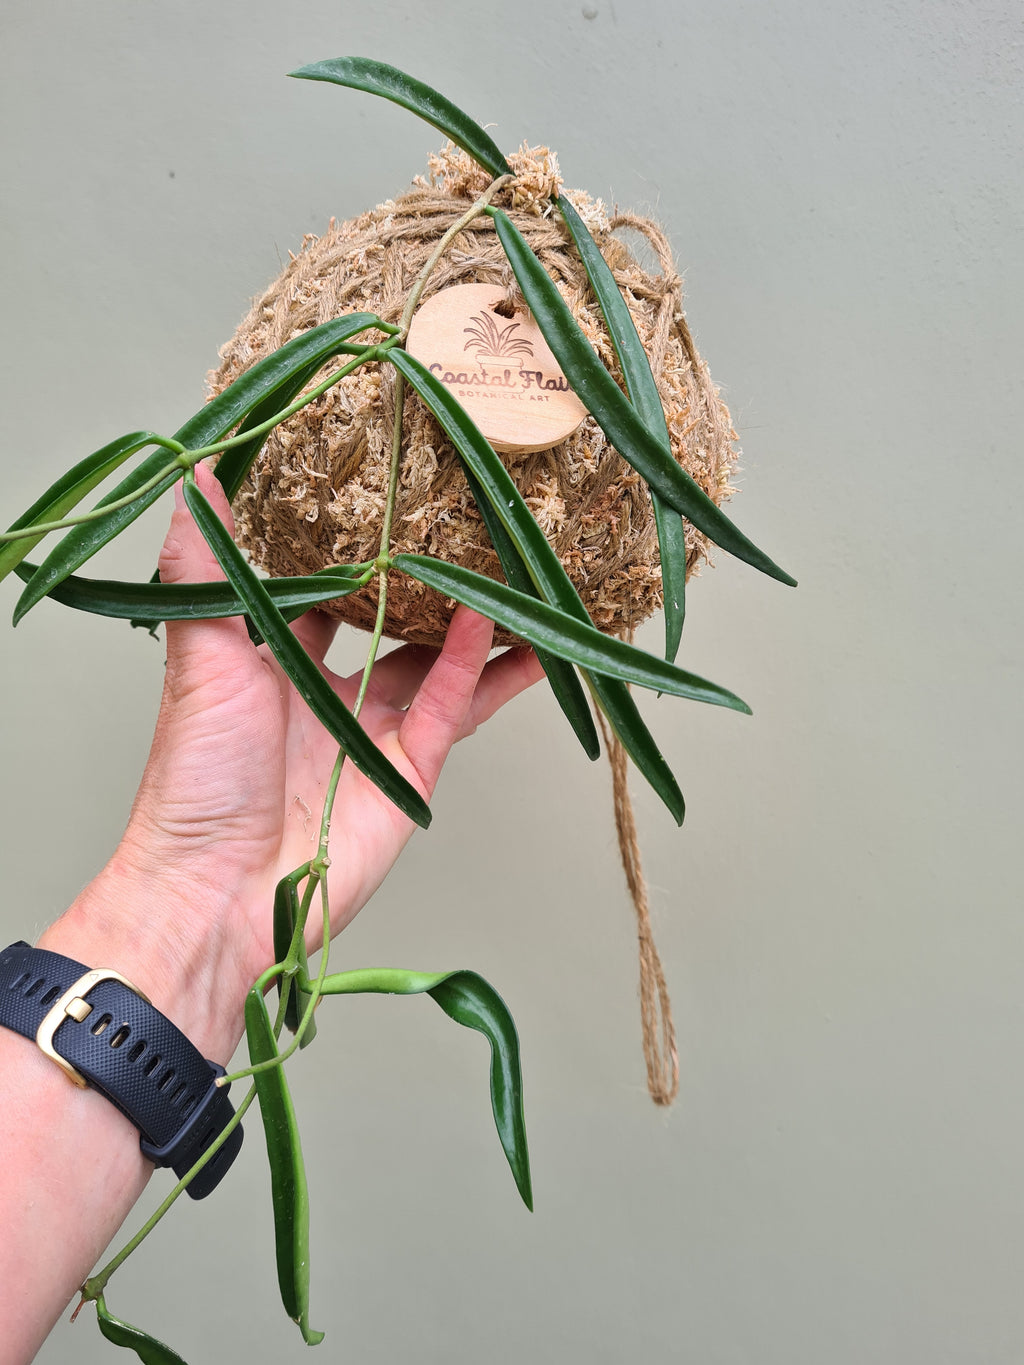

{"left": 2, "top": 2, "right": 1021, "bottom": 1361}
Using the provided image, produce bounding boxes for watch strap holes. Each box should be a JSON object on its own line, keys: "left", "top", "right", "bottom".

{"left": 109, "top": 1025, "right": 131, "bottom": 1049}
{"left": 39, "top": 985, "right": 60, "bottom": 1007}
{"left": 142, "top": 1054, "right": 162, "bottom": 1077}
{"left": 128, "top": 1041, "right": 147, "bottom": 1063}
{"left": 9, "top": 971, "right": 30, "bottom": 991}
{"left": 169, "top": 1083, "right": 189, "bottom": 1106}
{"left": 24, "top": 976, "right": 45, "bottom": 998}
{"left": 157, "top": 1067, "right": 177, "bottom": 1092}
{"left": 90, "top": 1012, "right": 113, "bottom": 1036}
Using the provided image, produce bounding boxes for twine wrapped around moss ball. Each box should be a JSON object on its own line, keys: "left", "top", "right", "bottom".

{"left": 209, "top": 144, "right": 739, "bottom": 647}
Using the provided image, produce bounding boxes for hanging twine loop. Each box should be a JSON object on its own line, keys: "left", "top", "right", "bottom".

{"left": 598, "top": 695, "right": 679, "bottom": 1106}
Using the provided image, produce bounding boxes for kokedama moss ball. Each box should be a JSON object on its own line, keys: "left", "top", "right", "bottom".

{"left": 209, "top": 144, "right": 739, "bottom": 646}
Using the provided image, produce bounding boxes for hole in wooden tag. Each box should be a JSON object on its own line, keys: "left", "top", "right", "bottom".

{"left": 405, "top": 283, "right": 587, "bottom": 456}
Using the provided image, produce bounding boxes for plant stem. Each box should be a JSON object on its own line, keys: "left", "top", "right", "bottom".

{"left": 2, "top": 348, "right": 381, "bottom": 544}
{"left": 188, "top": 348, "right": 378, "bottom": 461}
{"left": 79, "top": 1084, "right": 257, "bottom": 1303}
{"left": 220, "top": 891, "right": 333, "bottom": 1084}
{"left": 216, "top": 331, "right": 414, "bottom": 1089}
{"left": 0, "top": 440, "right": 186, "bottom": 542}
{"left": 395, "top": 173, "right": 513, "bottom": 340}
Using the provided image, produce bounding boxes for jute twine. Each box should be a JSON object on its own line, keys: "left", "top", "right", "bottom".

{"left": 209, "top": 145, "right": 740, "bottom": 1104}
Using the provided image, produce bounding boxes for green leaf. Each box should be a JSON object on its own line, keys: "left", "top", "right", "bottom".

{"left": 182, "top": 479, "right": 431, "bottom": 829}
{"left": 290, "top": 57, "right": 511, "bottom": 180}
{"left": 459, "top": 462, "right": 600, "bottom": 760}
{"left": 387, "top": 347, "right": 684, "bottom": 820}
{"left": 388, "top": 350, "right": 571, "bottom": 604}
{"left": 0, "top": 431, "right": 161, "bottom": 586}
{"left": 96, "top": 1296, "right": 189, "bottom": 1364}
{"left": 450, "top": 445, "right": 682, "bottom": 821}
{"left": 245, "top": 991, "right": 324, "bottom": 1344}
{"left": 12, "top": 560, "right": 371, "bottom": 623}
{"left": 490, "top": 207, "right": 796, "bottom": 588}
{"left": 596, "top": 676, "right": 686, "bottom": 822}
{"left": 650, "top": 497, "right": 687, "bottom": 663}
{"left": 171, "top": 310, "right": 384, "bottom": 462}
{"left": 394, "top": 555, "right": 749, "bottom": 711}
{"left": 273, "top": 866, "right": 317, "bottom": 1046}
{"left": 14, "top": 313, "right": 386, "bottom": 622}
{"left": 319, "top": 967, "right": 532, "bottom": 1209}
{"left": 214, "top": 358, "right": 325, "bottom": 504}
{"left": 556, "top": 194, "right": 687, "bottom": 661}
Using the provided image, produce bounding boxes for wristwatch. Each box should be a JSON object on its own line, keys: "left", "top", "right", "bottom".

{"left": 0, "top": 941, "right": 243, "bottom": 1198}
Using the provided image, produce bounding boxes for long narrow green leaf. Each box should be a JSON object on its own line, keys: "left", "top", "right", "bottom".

{"left": 650, "top": 496, "right": 687, "bottom": 662}
{"left": 290, "top": 57, "right": 511, "bottom": 180}
{"left": 0, "top": 431, "right": 160, "bottom": 586}
{"left": 387, "top": 348, "right": 684, "bottom": 820}
{"left": 490, "top": 208, "right": 796, "bottom": 588}
{"left": 273, "top": 866, "right": 317, "bottom": 1046}
{"left": 214, "top": 357, "right": 325, "bottom": 503}
{"left": 14, "top": 313, "right": 386, "bottom": 622}
{"left": 395, "top": 555, "right": 749, "bottom": 711}
{"left": 389, "top": 350, "right": 574, "bottom": 604}
{"left": 12, "top": 560, "right": 370, "bottom": 622}
{"left": 453, "top": 442, "right": 682, "bottom": 817}
{"left": 95, "top": 1296, "right": 189, "bottom": 1364}
{"left": 245, "top": 991, "right": 324, "bottom": 1344}
{"left": 459, "top": 462, "right": 599, "bottom": 760}
{"left": 596, "top": 678, "right": 686, "bottom": 821}
{"left": 557, "top": 194, "right": 687, "bottom": 661}
{"left": 319, "top": 967, "right": 531, "bottom": 1209}
{"left": 183, "top": 479, "right": 430, "bottom": 829}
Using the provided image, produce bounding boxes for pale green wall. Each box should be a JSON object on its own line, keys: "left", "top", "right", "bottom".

{"left": 2, "top": 1, "right": 1022, "bottom": 1361}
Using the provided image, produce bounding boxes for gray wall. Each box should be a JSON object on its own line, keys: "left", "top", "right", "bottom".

{"left": 2, "top": 2, "right": 1021, "bottom": 1361}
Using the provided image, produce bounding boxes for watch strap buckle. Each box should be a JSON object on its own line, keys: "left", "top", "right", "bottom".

{"left": 35, "top": 967, "right": 151, "bottom": 1088}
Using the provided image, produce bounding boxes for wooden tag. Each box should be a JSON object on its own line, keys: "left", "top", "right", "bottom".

{"left": 406, "top": 283, "right": 588, "bottom": 455}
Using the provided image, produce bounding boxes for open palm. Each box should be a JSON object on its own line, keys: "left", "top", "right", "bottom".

{"left": 121, "top": 463, "right": 542, "bottom": 1021}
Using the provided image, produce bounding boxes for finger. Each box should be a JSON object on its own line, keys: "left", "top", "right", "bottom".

{"left": 360, "top": 640, "right": 441, "bottom": 712}
{"left": 177, "top": 465, "right": 343, "bottom": 667}
{"left": 457, "top": 645, "right": 545, "bottom": 738}
{"left": 160, "top": 462, "right": 254, "bottom": 674}
{"left": 398, "top": 607, "right": 496, "bottom": 794}
{"left": 158, "top": 461, "right": 233, "bottom": 586}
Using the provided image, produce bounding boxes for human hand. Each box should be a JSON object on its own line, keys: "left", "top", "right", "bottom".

{"left": 44, "top": 462, "right": 543, "bottom": 1060}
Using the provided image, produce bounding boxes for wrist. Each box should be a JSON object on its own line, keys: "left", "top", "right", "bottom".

{"left": 38, "top": 848, "right": 261, "bottom": 1066}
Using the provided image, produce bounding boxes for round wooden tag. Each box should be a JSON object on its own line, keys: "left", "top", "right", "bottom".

{"left": 405, "top": 283, "right": 588, "bottom": 455}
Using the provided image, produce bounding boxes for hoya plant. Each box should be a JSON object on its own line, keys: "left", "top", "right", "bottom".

{"left": 0, "top": 58, "right": 794, "bottom": 1363}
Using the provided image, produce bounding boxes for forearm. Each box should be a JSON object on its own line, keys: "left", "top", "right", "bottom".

{"left": 0, "top": 852, "right": 254, "bottom": 1365}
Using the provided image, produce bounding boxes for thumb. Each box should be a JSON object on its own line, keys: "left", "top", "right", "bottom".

{"left": 159, "top": 463, "right": 255, "bottom": 679}
{"left": 159, "top": 462, "right": 234, "bottom": 586}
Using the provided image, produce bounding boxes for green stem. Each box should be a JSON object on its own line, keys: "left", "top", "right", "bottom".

{"left": 220, "top": 889, "right": 332, "bottom": 1084}
{"left": 80, "top": 1084, "right": 257, "bottom": 1302}
{"left": 270, "top": 867, "right": 323, "bottom": 1035}
{"left": 395, "top": 174, "right": 513, "bottom": 340}
{"left": 2, "top": 348, "right": 380, "bottom": 544}
{"left": 215, "top": 326, "right": 413, "bottom": 1091}
{"left": 0, "top": 439, "right": 186, "bottom": 542}
{"left": 188, "top": 348, "right": 378, "bottom": 461}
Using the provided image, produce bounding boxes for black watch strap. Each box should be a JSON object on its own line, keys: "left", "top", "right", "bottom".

{"left": 0, "top": 941, "right": 242, "bottom": 1198}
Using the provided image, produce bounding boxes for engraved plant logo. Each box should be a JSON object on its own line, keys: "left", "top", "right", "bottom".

{"left": 463, "top": 310, "right": 535, "bottom": 371}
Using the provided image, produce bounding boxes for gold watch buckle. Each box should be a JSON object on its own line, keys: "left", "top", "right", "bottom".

{"left": 36, "top": 968, "right": 151, "bottom": 1088}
